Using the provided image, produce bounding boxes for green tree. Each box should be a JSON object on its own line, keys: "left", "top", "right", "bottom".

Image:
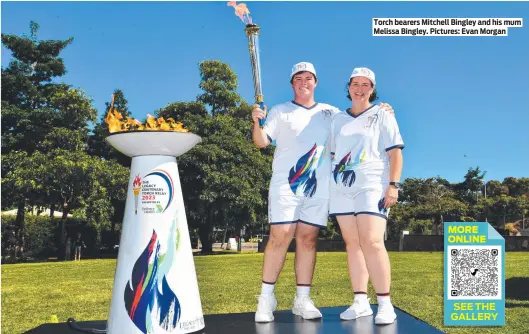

{"left": 455, "top": 167, "right": 486, "bottom": 203}
{"left": 156, "top": 61, "right": 273, "bottom": 253}
{"left": 407, "top": 218, "right": 433, "bottom": 235}
{"left": 157, "top": 104, "right": 272, "bottom": 253}
{"left": 14, "top": 149, "right": 129, "bottom": 253}
{"left": 1, "top": 22, "right": 73, "bottom": 108}
{"left": 196, "top": 60, "right": 242, "bottom": 117}
{"left": 68, "top": 157, "right": 129, "bottom": 244}
{"left": 398, "top": 177, "right": 466, "bottom": 234}
{"left": 502, "top": 177, "right": 529, "bottom": 197}
{"left": 515, "top": 194, "right": 529, "bottom": 230}
{"left": 468, "top": 196, "right": 494, "bottom": 223}
{"left": 400, "top": 177, "right": 427, "bottom": 204}
{"left": 1, "top": 22, "right": 128, "bottom": 260}
{"left": 486, "top": 180, "right": 509, "bottom": 197}
{"left": 420, "top": 177, "right": 453, "bottom": 232}
{"left": 386, "top": 203, "right": 409, "bottom": 239}
{"left": 1, "top": 151, "right": 47, "bottom": 258}
{"left": 1, "top": 22, "right": 75, "bottom": 258}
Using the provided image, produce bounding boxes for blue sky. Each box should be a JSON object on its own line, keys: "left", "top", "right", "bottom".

{"left": 2, "top": 1, "right": 528, "bottom": 184}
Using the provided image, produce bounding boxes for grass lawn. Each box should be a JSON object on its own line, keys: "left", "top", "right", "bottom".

{"left": 2, "top": 252, "right": 528, "bottom": 333}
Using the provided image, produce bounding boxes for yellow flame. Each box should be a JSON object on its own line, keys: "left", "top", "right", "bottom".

{"left": 227, "top": 1, "right": 252, "bottom": 24}
{"left": 105, "top": 108, "right": 189, "bottom": 134}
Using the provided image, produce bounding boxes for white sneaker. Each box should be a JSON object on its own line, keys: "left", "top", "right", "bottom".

{"left": 375, "top": 302, "right": 397, "bottom": 325}
{"left": 255, "top": 294, "right": 277, "bottom": 323}
{"left": 292, "top": 296, "right": 322, "bottom": 320}
{"left": 340, "top": 297, "right": 373, "bottom": 320}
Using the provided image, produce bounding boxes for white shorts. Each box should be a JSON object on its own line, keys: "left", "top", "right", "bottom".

{"left": 329, "top": 185, "right": 390, "bottom": 220}
{"left": 269, "top": 195, "right": 329, "bottom": 228}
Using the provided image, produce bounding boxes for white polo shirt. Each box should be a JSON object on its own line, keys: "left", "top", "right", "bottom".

{"left": 264, "top": 101, "right": 341, "bottom": 200}
{"left": 330, "top": 104, "right": 404, "bottom": 193}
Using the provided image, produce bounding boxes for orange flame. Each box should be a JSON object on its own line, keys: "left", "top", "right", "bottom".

{"left": 105, "top": 107, "right": 189, "bottom": 134}
{"left": 133, "top": 175, "right": 141, "bottom": 188}
{"left": 227, "top": 1, "right": 252, "bottom": 25}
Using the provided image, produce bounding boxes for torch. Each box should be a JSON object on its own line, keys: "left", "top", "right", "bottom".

{"left": 245, "top": 23, "right": 265, "bottom": 127}
{"left": 228, "top": 2, "right": 266, "bottom": 127}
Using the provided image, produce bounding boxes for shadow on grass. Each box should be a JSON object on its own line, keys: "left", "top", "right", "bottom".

{"left": 505, "top": 302, "right": 529, "bottom": 308}
{"left": 505, "top": 277, "right": 529, "bottom": 303}
{"left": 193, "top": 250, "right": 256, "bottom": 256}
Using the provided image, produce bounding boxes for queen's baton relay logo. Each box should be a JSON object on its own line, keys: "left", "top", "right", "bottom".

{"left": 132, "top": 169, "right": 175, "bottom": 215}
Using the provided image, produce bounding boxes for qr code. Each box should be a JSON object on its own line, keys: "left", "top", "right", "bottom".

{"left": 447, "top": 246, "right": 502, "bottom": 300}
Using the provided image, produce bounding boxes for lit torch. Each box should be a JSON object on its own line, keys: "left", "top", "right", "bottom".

{"left": 132, "top": 174, "right": 141, "bottom": 214}
{"left": 228, "top": 1, "right": 266, "bottom": 127}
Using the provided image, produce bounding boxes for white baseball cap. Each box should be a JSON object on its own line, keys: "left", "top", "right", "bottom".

{"left": 290, "top": 62, "right": 317, "bottom": 81}
{"left": 350, "top": 67, "right": 376, "bottom": 86}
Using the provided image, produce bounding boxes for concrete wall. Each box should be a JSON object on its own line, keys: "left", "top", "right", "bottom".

{"left": 258, "top": 237, "right": 399, "bottom": 253}
{"left": 401, "top": 235, "right": 529, "bottom": 251}
{"left": 505, "top": 236, "right": 529, "bottom": 251}
{"left": 401, "top": 235, "right": 444, "bottom": 251}
{"left": 257, "top": 235, "right": 529, "bottom": 252}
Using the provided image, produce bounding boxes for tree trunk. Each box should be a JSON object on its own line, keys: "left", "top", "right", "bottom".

{"left": 61, "top": 204, "right": 69, "bottom": 243}
{"left": 221, "top": 212, "right": 229, "bottom": 249}
{"left": 111, "top": 219, "right": 117, "bottom": 240}
{"left": 58, "top": 202, "right": 70, "bottom": 260}
{"left": 15, "top": 200, "right": 26, "bottom": 262}
{"left": 199, "top": 206, "right": 215, "bottom": 254}
{"left": 50, "top": 205, "right": 55, "bottom": 221}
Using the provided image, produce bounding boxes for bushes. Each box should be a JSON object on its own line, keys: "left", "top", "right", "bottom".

{"left": 2, "top": 214, "right": 57, "bottom": 261}
{"left": 1, "top": 214, "right": 111, "bottom": 262}
{"left": 407, "top": 218, "right": 433, "bottom": 235}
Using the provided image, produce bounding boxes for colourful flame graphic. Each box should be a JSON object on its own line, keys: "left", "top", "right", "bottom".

{"left": 288, "top": 143, "right": 326, "bottom": 197}
{"left": 333, "top": 153, "right": 355, "bottom": 186}
{"left": 378, "top": 198, "right": 388, "bottom": 215}
{"left": 133, "top": 174, "right": 142, "bottom": 188}
{"left": 333, "top": 150, "right": 366, "bottom": 187}
{"left": 124, "top": 220, "right": 180, "bottom": 333}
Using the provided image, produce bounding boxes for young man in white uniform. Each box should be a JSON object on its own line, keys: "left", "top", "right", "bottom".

{"left": 252, "top": 62, "right": 340, "bottom": 322}
{"left": 330, "top": 67, "right": 404, "bottom": 325}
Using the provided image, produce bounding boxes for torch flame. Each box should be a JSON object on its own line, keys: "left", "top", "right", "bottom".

{"left": 133, "top": 174, "right": 141, "bottom": 188}
{"left": 105, "top": 108, "right": 124, "bottom": 133}
{"left": 104, "top": 102, "right": 189, "bottom": 134}
{"left": 227, "top": 1, "right": 252, "bottom": 25}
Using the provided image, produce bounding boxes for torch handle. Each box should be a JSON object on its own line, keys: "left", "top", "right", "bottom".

{"left": 258, "top": 102, "right": 265, "bottom": 127}
{"left": 245, "top": 25, "right": 266, "bottom": 128}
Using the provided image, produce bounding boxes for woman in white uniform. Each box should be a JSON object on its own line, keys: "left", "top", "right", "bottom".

{"left": 330, "top": 67, "right": 404, "bottom": 325}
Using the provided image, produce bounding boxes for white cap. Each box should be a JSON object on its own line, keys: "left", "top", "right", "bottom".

{"left": 350, "top": 67, "right": 376, "bottom": 85}
{"left": 290, "top": 62, "right": 317, "bottom": 81}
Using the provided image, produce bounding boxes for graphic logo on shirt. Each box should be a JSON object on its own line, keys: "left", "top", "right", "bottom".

{"left": 378, "top": 198, "right": 388, "bottom": 215}
{"left": 365, "top": 114, "right": 379, "bottom": 129}
{"left": 288, "top": 143, "right": 326, "bottom": 197}
{"left": 333, "top": 149, "right": 366, "bottom": 187}
{"left": 321, "top": 109, "right": 333, "bottom": 119}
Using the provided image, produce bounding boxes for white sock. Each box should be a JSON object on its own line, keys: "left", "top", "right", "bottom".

{"left": 261, "top": 282, "right": 275, "bottom": 296}
{"left": 354, "top": 293, "right": 368, "bottom": 303}
{"left": 377, "top": 294, "right": 391, "bottom": 305}
{"left": 296, "top": 285, "right": 311, "bottom": 297}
